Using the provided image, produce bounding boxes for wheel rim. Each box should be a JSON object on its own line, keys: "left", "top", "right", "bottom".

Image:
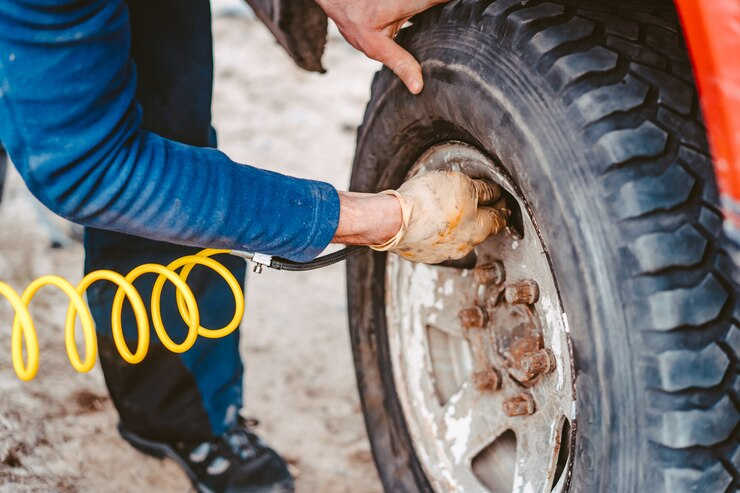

{"left": 385, "top": 143, "right": 576, "bottom": 493}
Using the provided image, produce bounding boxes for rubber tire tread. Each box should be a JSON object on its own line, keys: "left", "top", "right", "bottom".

{"left": 348, "top": 1, "right": 738, "bottom": 492}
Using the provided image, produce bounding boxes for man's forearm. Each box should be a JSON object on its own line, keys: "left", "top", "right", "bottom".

{"left": 332, "top": 191, "right": 402, "bottom": 245}
{"left": 0, "top": 0, "right": 341, "bottom": 263}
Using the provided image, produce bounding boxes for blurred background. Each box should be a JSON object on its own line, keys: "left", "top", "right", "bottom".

{"left": 0, "top": 1, "right": 383, "bottom": 491}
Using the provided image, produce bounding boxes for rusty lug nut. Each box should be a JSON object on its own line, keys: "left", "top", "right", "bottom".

{"left": 459, "top": 306, "right": 487, "bottom": 329}
{"left": 505, "top": 280, "right": 539, "bottom": 305}
{"left": 503, "top": 393, "right": 536, "bottom": 417}
{"left": 521, "top": 348, "right": 557, "bottom": 378}
{"left": 472, "top": 368, "right": 501, "bottom": 391}
{"left": 473, "top": 261, "right": 505, "bottom": 285}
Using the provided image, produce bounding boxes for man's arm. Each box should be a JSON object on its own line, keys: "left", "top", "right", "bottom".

{"left": 0, "top": 0, "right": 344, "bottom": 262}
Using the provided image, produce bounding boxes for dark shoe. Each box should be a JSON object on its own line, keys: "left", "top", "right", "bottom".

{"left": 118, "top": 417, "right": 294, "bottom": 493}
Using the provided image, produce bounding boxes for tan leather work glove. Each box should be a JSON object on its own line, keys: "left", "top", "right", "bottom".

{"left": 371, "top": 171, "right": 509, "bottom": 264}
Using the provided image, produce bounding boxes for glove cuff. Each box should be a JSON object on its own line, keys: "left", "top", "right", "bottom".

{"left": 369, "top": 190, "right": 412, "bottom": 252}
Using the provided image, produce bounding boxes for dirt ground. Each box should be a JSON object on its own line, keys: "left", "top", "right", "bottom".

{"left": 0, "top": 5, "right": 384, "bottom": 492}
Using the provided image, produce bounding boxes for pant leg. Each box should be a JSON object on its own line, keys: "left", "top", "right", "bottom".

{"left": 0, "top": 143, "right": 7, "bottom": 204}
{"left": 85, "top": 0, "right": 246, "bottom": 443}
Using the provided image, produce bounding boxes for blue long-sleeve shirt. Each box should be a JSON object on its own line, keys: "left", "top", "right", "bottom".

{"left": 0, "top": 0, "right": 340, "bottom": 262}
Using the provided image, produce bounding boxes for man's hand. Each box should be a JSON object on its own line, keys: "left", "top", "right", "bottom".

{"left": 315, "top": 0, "right": 450, "bottom": 94}
{"left": 370, "top": 171, "right": 510, "bottom": 264}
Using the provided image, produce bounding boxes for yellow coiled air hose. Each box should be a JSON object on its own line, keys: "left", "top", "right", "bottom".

{"left": 0, "top": 249, "right": 244, "bottom": 381}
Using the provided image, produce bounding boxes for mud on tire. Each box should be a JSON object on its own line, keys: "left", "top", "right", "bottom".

{"left": 347, "top": 1, "right": 739, "bottom": 491}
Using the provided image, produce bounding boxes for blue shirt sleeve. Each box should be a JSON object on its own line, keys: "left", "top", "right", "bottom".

{"left": 0, "top": 0, "right": 340, "bottom": 262}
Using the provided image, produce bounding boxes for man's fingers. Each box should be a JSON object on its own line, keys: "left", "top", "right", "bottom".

{"left": 317, "top": 0, "right": 453, "bottom": 94}
{"left": 477, "top": 207, "right": 510, "bottom": 235}
{"left": 367, "top": 35, "right": 424, "bottom": 94}
{"left": 471, "top": 179, "right": 502, "bottom": 205}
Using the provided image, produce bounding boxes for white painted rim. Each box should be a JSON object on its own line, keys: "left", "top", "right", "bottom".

{"left": 385, "top": 143, "right": 576, "bottom": 493}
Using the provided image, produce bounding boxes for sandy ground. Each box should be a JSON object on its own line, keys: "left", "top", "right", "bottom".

{"left": 0, "top": 5, "right": 384, "bottom": 492}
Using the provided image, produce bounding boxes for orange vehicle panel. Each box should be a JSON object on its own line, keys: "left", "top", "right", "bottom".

{"left": 675, "top": 0, "right": 740, "bottom": 240}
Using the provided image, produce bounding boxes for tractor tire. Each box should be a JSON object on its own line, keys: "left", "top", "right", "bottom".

{"left": 347, "top": 1, "right": 739, "bottom": 492}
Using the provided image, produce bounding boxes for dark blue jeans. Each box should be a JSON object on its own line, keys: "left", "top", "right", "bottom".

{"left": 0, "top": 144, "right": 6, "bottom": 204}
{"left": 85, "top": 0, "right": 246, "bottom": 442}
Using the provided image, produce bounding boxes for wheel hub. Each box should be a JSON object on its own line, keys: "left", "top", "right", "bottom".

{"left": 385, "top": 143, "right": 576, "bottom": 493}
